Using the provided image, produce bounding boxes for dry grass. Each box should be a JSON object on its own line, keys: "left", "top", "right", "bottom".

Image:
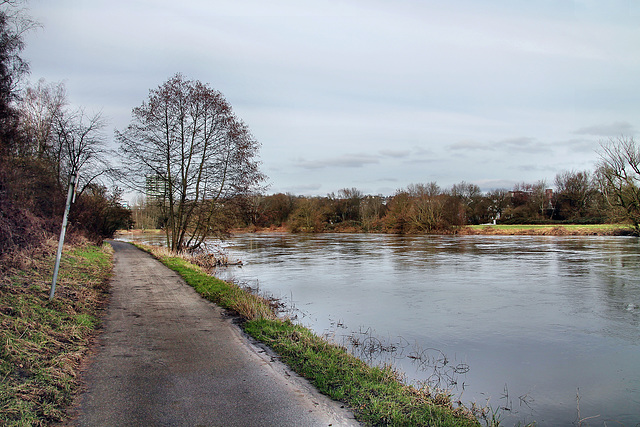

{"left": 0, "top": 242, "right": 113, "bottom": 426}
{"left": 461, "top": 223, "right": 632, "bottom": 236}
{"left": 144, "top": 244, "right": 241, "bottom": 269}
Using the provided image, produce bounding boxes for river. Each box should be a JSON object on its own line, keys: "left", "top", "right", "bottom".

{"left": 120, "top": 232, "right": 640, "bottom": 425}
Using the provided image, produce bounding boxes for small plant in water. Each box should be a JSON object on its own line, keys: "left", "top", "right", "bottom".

{"left": 575, "top": 388, "right": 601, "bottom": 426}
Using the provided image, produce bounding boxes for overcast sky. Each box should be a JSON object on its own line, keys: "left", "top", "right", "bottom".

{"left": 22, "top": 0, "right": 640, "bottom": 196}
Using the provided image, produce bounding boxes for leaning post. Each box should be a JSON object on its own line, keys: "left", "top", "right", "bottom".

{"left": 49, "top": 170, "right": 78, "bottom": 301}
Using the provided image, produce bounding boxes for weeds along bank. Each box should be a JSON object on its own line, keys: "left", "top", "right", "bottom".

{"left": 141, "top": 244, "right": 481, "bottom": 427}
{"left": 0, "top": 242, "right": 113, "bottom": 426}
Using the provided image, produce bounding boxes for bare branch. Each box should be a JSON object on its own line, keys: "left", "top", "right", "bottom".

{"left": 117, "top": 73, "right": 265, "bottom": 251}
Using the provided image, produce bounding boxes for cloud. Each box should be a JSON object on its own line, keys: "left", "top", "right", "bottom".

{"left": 23, "top": 1, "right": 640, "bottom": 198}
{"left": 404, "top": 157, "right": 441, "bottom": 165}
{"left": 562, "top": 138, "right": 599, "bottom": 153}
{"left": 449, "top": 140, "right": 493, "bottom": 151}
{"left": 294, "top": 154, "right": 380, "bottom": 170}
{"left": 513, "top": 164, "right": 558, "bottom": 174}
{"left": 474, "top": 179, "right": 517, "bottom": 191}
{"left": 280, "top": 183, "right": 322, "bottom": 194}
{"left": 408, "top": 146, "right": 439, "bottom": 159}
{"left": 379, "top": 149, "right": 411, "bottom": 158}
{"left": 450, "top": 137, "right": 552, "bottom": 154}
{"left": 496, "top": 137, "right": 554, "bottom": 154}
{"left": 573, "top": 121, "right": 635, "bottom": 137}
{"left": 499, "top": 136, "right": 536, "bottom": 147}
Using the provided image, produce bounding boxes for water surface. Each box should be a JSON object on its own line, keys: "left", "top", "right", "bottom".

{"left": 216, "top": 233, "right": 640, "bottom": 426}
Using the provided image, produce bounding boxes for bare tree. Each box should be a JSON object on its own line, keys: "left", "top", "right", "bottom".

{"left": 486, "top": 188, "right": 510, "bottom": 222}
{"left": 117, "top": 74, "right": 265, "bottom": 252}
{"left": 359, "top": 195, "right": 385, "bottom": 231}
{"left": 553, "top": 170, "right": 597, "bottom": 220}
{"left": 407, "top": 182, "right": 446, "bottom": 232}
{"left": 288, "top": 197, "right": 328, "bottom": 233}
{"left": 451, "top": 181, "right": 484, "bottom": 224}
{"left": 508, "top": 180, "right": 550, "bottom": 220}
{"left": 51, "top": 108, "right": 115, "bottom": 193}
{"left": 328, "top": 187, "right": 363, "bottom": 223}
{"left": 596, "top": 136, "right": 640, "bottom": 234}
{"left": 18, "top": 78, "right": 67, "bottom": 158}
{"left": 0, "top": 0, "right": 38, "bottom": 153}
{"left": 14, "top": 78, "right": 114, "bottom": 192}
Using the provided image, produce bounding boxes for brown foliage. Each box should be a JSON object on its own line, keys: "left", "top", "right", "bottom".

{"left": 0, "top": 157, "right": 61, "bottom": 260}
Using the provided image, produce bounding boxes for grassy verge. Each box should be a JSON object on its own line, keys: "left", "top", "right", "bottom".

{"left": 139, "top": 244, "right": 480, "bottom": 427}
{"left": 462, "top": 223, "right": 631, "bottom": 235}
{"left": 0, "top": 243, "right": 113, "bottom": 426}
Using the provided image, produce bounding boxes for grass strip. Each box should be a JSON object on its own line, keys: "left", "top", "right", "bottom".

{"left": 140, "top": 243, "right": 480, "bottom": 426}
{"left": 463, "top": 223, "right": 631, "bottom": 235}
{"left": 0, "top": 243, "right": 113, "bottom": 427}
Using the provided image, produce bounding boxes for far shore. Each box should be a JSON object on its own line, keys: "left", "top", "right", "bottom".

{"left": 118, "top": 223, "right": 635, "bottom": 239}
{"left": 460, "top": 223, "right": 633, "bottom": 236}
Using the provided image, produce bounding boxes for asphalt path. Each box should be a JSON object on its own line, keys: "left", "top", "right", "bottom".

{"left": 72, "top": 240, "right": 358, "bottom": 426}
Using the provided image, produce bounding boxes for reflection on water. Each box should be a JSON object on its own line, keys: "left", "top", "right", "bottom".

{"left": 118, "top": 233, "right": 640, "bottom": 425}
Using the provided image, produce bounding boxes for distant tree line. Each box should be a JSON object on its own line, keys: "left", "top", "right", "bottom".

{"left": 131, "top": 138, "right": 640, "bottom": 236}
{"left": 230, "top": 171, "right": 608, "bottom": 233}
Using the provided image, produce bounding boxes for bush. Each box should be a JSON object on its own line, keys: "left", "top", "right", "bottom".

{"left": 70, "top": 185, "right": 133, "bottom": 242}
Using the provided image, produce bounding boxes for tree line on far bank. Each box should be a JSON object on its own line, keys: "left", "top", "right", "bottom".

{"left": 131, "top": 142, "right": 640, "bottom": 237}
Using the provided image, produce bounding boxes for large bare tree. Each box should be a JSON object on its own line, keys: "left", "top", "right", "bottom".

{"left": 0, "top": 0, "right": 37, "bottom": 154}
{"left": 596, "top": 136, "right": 640, "bottom": 234}
{"left": 117, "top": 74, "right": 265, "bottom": 252}
{"left": 553, "top": 170, "right": 600, "bottom": 220}
{"left": 51, "top": 108, "right": 114, "bottom": 193}
{"left": 18, "top": 78, "right": 67, "bottom": 158}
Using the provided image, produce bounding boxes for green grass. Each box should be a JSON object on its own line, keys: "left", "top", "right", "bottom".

{"left": 159, "top": 254, "right": 277, "bottom": 320}
{"left": 142, "top": 244, "right": 480, "bottom": 426}
{"left": 465, "top": 223, "right": 631, "bottom": 235}
{"left": 0, "top": 244, "right": 113, "bottom": 426}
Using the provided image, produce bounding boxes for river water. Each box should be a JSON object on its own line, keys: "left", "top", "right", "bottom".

{"left": 120, "top": 232, "right": 640, "bottom": 425}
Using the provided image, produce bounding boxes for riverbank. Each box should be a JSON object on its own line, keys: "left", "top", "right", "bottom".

{"left": 227, "top": 223, "right": 633, "bottom": 236}
{"left": 121, "top": 223, "right": 633, "bottom": 238}
{"left": 460, "top": 223, "right": 632, "bottom": 236}
{"left": 139, "top": 243, "right": 482, "bottom": 426}
{"left": 0, "top": 242, "right": 113, "bottom": 426}
{"left": 117, "top": 232, "right": 640, "bottom": 425}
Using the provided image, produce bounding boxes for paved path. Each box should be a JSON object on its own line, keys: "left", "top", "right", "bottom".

{"left": 73, "top": 240, "right": 358, "bottom": 426}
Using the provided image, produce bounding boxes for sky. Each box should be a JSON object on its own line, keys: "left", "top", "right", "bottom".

{"left": 21, "top": 0, "right": 640, "bottom": 197}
